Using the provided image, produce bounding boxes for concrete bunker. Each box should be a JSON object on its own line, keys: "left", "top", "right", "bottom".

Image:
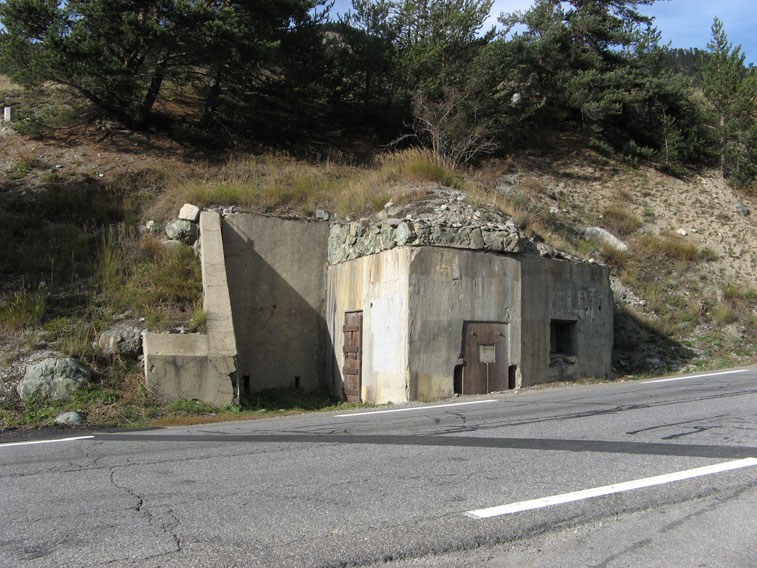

{"left": 325, "top": 244, "right": 612, "bottom": 404}
{"left": 144, "top": 210, "right": 613, "bottom": 406}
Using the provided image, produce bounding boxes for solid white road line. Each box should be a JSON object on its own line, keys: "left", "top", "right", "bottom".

{"left": 338, "top": 399, "right": 499, "bottom": 418}
{"left": 645, "top": 369, "right": 750, "bottom": 384}
{"left": 466, "top": 457, "right": 757, "bottom": 519}
{"left": 0, "top": 435, "right": 95, "bottom": 448}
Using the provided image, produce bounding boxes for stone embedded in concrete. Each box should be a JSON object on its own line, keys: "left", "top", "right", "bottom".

{"left": 380, "top": 225, "right": 396, "bottom": 250}
{"left": 18, "top": 357, "right": 91, "bottom": 401}
{"left": 469, "top": 228, "right": 484, "bottom": 249}
{"left": 394, "top": 222, "right": 413, "bottom": 246}
{"left": 178, "top": 203, "right": 201, "bottom": 223}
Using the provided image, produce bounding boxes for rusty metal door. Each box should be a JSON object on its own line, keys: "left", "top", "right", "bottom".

{"left": 342, "top": 311, "right": 363, "bottom": 403}
{"left": 462, "top": 322, "right": 508, "bottom": 395}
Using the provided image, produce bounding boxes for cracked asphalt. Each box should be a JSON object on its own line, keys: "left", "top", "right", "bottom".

{"left": 1, "top": 367, "right": 756, "bottom": 567}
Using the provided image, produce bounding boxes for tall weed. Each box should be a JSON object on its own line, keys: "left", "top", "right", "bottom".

{"left": 0, "top": 290, "right": 46, "bottom": 330}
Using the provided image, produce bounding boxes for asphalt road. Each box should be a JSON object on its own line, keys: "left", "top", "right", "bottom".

{"left": 1, "top": 367, "right": 756, "bottom": 567}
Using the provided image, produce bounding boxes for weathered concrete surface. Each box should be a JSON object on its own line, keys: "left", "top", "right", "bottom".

{"left": 519, "top": 255, "right": 613, "bottom": 386}
{"left": 326, "top": 249, "right": 412, "bottom": 404}
{"left": 223, "top": 214, "right": 330, "bottom": 394}
{"left": 143, "top": 211, "right": 237, "bottom": 407}
{"left": 408, "top": 248, "right": 522, "bottom": 401}
{"left": 201, "top": 212, "right": 237, "bottom": 359}
{"left": 142, "top": 333, "right": 235, "bottom": 407}
{"left": 327, "top": 246, "right": 611, "bottom": 403}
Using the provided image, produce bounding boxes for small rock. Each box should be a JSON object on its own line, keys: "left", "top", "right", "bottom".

{"left": 676, "top": 228, "right": 687, "bottom": 236}
{"left": 145, "top": 220, "right": 161, "bottom": 233}
{"left": 384, "top": 201, "right": 394, "bottom": 209}
{"left": 222, "top": 206, "right": 238, "bottom": 216}
{"left": 55, "top": 411, "right": 83, "bottom": 425}
{"left": 161, "top": 240, "right": 185, "bottom": 250}
{"left": 736, "top": 203, "right": 750, "bottom": 217}
{"left": 315, "top": 209, "right": 330, "bottom": 221}
{"left": 178, "top": 203, "right": 201, "bottom": 223}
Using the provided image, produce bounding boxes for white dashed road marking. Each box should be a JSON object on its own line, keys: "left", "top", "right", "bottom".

{"left": 645, "top": 369, "right": 749, "bottom": 384}
{"left": 0, "top": 435, "right": 95, "bottom": 448}
{"left": 466, "top": 457, "right": 757, "bottom": 519}
{"left": 338, "top": 400, "right": 499, "bottom": 417}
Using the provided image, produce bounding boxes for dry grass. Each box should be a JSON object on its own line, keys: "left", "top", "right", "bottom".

{"left": 636, "top": 231, "right": 700, "bottom": 263}
{"left": 153, "top": 148, "right": 458, "bottom": 220}
{"left": 0, "top": 290, "right": 46, "bottom": 330}
{"left": 601, "top": 204, "right": 642, "bottom": 236}
{"left": 0, "top": 74, "right": 22, "bottom": 94}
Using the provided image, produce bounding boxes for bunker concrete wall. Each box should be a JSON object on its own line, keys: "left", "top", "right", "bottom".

{"left": 143, "top": 211, "right": 237, "bottom": 406}
{"left": 407, "top": 248, "right": 522, "bottom": 401}
{"left": 223, "top": 214, "right": 330, "bottom": 393}
{"left": 326, "top": 249, "right": 412, "bottom": 404}
{"left": 519, "top": 255, "right": 613, "bottom": 386}
{"left": 142, "top": 333, "right": 235, "bottom": 407}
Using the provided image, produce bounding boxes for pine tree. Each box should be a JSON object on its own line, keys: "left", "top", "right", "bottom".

{"left": 702, "top": 17, "right": 757, "bottom": 181}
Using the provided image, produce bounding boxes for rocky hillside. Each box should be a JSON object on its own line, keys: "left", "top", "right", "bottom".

{"left": 1, "top": 125, "right": 755, "bottom": 429}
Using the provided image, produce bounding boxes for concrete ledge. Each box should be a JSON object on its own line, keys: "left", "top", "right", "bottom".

{"left": 200, "top": 211, "right": 238, "bottom": 357}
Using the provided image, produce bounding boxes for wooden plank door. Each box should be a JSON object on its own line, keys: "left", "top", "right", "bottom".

{"left": 342, "top": 311, "right": 363, "bottom": 403}
{"left": 462, "top": 322, "right": 508, "bottom": 395}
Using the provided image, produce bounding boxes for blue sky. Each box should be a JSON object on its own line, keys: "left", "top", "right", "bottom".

{"left": 329, "top": 0, "right": 756, "bottom": 64}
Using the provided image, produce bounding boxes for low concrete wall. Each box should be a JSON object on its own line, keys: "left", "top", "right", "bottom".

{"left": 408, "top": 248, "right": 522, "bottom": 401}
{"left": 142, "top": 333, "right": 235, "bottom": 407}
{"left": 519, "top": 256, "right": 613, "bottom": 386}
{"left": 223, "top": 214, "right": 330, "bottom": 394}
{"left": 143, "top": 211, "right": 237, "bottom": 407}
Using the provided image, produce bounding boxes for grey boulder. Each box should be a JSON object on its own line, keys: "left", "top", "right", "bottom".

{"left": 584, "top": 227, "right": 628, "bottom": 252}
{"left": 165, "top": 219, "right": 198, "bottom": 245}
{"left": 55, "top": 411, "right": 84, "bottom": 425}
{"left": 98, "top": 325, "right": 142, "bottom": 357}
{"left": 18, "top": 358, "right": 91, "bottom": 401}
